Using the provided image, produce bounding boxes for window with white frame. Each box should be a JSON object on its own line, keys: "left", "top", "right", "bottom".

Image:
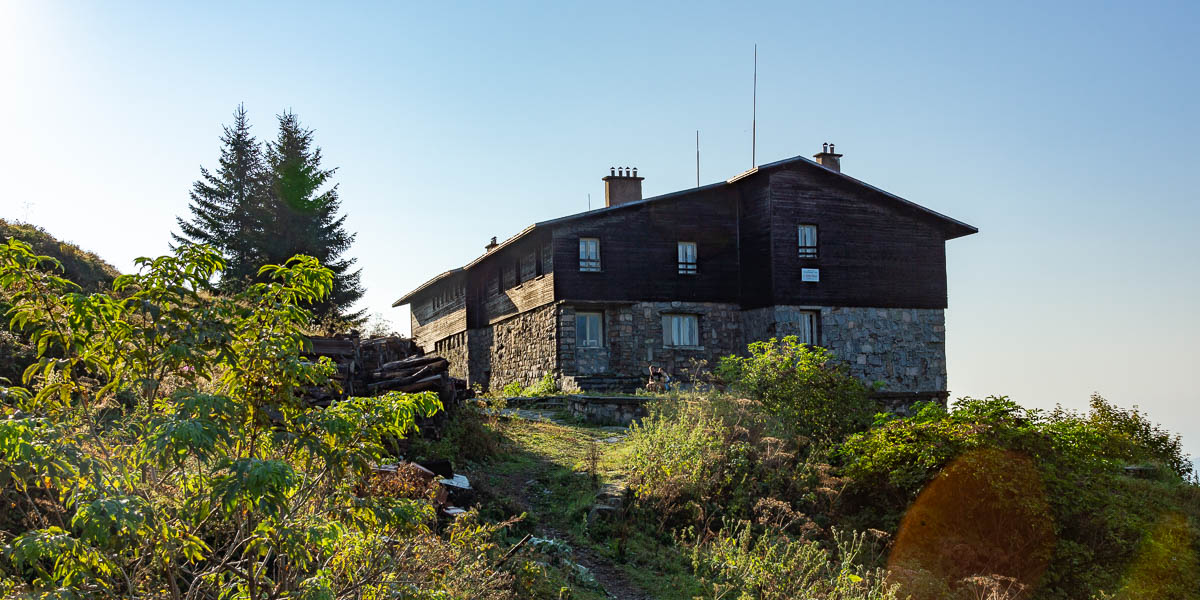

{"left": 677, "top": 241, "right": 697, "bottom": 275}
{"left": 796, "top": 310, "right": 820, "bottom": 346}
{"left": 798, "top": 224, "right": 818, "bottom": 258}
{"left": 576, "top": 312, "right": 603, "bottom": 347}
{"left": 579, "top": 238, "right": 600, "bottom": 271}
{"left": 663, "top": 314, "right": 699, "bottom": 347}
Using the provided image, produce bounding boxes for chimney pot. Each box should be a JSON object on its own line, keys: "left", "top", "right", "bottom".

{"left": 814, "top": 142, "right": 843, "bottom": 173}
{"left": 602, "top": 165, "right": 645, "bottom": 207}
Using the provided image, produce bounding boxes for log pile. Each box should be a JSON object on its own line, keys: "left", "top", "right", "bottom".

{"left": 301, "top": 333, "right": 472, "bottom": 410}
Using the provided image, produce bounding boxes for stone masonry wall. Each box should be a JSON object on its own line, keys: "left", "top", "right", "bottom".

{"left": 560, "top": 302, "right": 743, "bottom": 382}
{"left": 742, "top": 306, "right": 946, "bottom": 393}
{"left": 467, "top": 303, "right": 558, "bottom": 392}
{"left": 429, "top": 332, "right": 469, "bottom": 381}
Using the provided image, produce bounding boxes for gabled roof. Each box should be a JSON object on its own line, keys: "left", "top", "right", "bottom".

{"left": 393, "top": 153, "right": 977, "bottom": 307}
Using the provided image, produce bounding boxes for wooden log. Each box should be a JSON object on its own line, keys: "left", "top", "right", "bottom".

{"left": 377, "top": 355, "right": 441, "bottom": 372}
{"left": 372, "top": 358, "right": 448, "bottom": 381}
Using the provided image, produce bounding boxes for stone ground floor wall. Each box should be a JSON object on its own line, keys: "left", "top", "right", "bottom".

{"left": 434, "top": 301, "right": 946, "bottom": 396}
{"left": 428, "top": 331, "right": 469, "bottom": 381}
{"left": 559, "top": 301, "right": 744, "bottom": 381}
{"left": 814, "top": 307, "right": 946, "bottom": 393}
{"left": 742, "top": 305, "right": 946, "bottom": 393}
{"left": 465, "top": 304, "right": 558, "bottom": 391}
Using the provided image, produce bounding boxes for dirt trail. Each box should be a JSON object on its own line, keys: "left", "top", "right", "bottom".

{"left": 565, "top": 539, "right": 653, "bottom": 600}
{"left": 486, "top": 413, "right": 652, "bottom": 599}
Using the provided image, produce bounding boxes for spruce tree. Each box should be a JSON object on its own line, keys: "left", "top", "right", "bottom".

{"left": 173, "top": 104, "right": 268, "bottom": 288}
{"left": 263, "top": 111, "right": 365, "bottom": 327}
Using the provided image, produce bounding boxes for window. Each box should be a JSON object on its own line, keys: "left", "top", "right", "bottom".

{"left": 798, "top": 224, "right": 818, "bottom": 258}
{"left": 796, "top": 310, "right": 819, "bottom": 346}
{"left": 520, "top": 253, "right": 536, "bottom": 283}
{"left": 576, "top": 312, "right": 603, "bottom": 347}
{"left": 677, "top": 241, "right": 697, "bottom": 275}
{"left": 579, "top": 238, "right": 600, "bottom": 271}
{"left": 431, "top": 287, "right": 456, "bottom": 310}
{"left": 540, "top": 243, "right": 552, "bottom": 274}
{"left": 663, "top": 314, "right": 699, "bottom": 347}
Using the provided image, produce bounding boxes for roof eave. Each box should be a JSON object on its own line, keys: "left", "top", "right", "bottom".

{"left": 391, "top": 268, "right": 464, "bottom": 307}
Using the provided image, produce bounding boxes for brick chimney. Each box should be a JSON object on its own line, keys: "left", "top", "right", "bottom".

{"left": 484, "top": 236, "right": 498, "bottom": 252}
{"left": 813, "top": 142, "right": 843, "bottom": 172}
{"left": 602, "top": 167, "right": 643, "bottom": 207}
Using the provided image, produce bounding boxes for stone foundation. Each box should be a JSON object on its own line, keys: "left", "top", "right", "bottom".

{"left": 429, "top": 300, "right": 947, "bottom": 399}
{"left": 467, "top": 303, "right": 558, "bottom": 391}
{"left": 567, "top": 395, "right": 648, "bottom": 425}
{"left": 559, "top": 302, "right": 743, "bottom": 381}
{"left": 818, "top": 307, "right": 946, "bottom": 393}
{"left": 741, "top": 305, "right": 946, "bottom": 394}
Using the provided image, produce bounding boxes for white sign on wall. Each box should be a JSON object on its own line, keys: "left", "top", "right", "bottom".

{"left": 801, "top": 268, "right": 820, "bottom": 282}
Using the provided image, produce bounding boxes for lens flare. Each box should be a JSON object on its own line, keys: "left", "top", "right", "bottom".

{"left": 1116, "top": 511, "right": 1199, "bottom": 598}
{"left": 888, "top": 448, "right": 1055, "bottom": 597}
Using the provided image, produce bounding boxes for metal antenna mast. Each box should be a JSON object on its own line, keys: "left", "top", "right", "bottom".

{"left": 752, "top": 43, "right": 757, "bottom": 168}
{"left": 696, "top": 130, "right": 700, "bottom": 187}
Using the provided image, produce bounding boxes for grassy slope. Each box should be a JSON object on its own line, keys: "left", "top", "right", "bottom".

{"left": 459, "top": 411, "right": 705, "bottom": 600}
{"left": 443, "top": 402, "right": 1200, "bottom": 600}
{"left": 0, "top": 219, "right": 122, "bottom": 384}
{"left": 0, "top": 219, "right": 120, "bottom": 292}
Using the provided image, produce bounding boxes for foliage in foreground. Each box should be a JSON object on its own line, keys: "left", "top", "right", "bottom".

{"left": 0, "top": 219, "right": 121, "bottom": 385}
{"left": 839, "top": 395, "right": 1200, "bottom": 599}
{"left": 717, "top": 336, "right": 876, "bottom": 443}
{"left": 625, "top": 375, "right": 1200, "bottom": 599}
{"left": 0, "top": 240, "right": 454, "bottom": 598}
{"left": 688, "top": 524, "right": 898, "bottom": 600}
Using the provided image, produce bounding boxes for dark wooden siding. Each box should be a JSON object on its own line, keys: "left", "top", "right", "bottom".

{"left": 737, "top": 179, "right": 774, "bottom": 308}
{"left": 409, "top": 273, "right": 468, "bottom": 350}
{"left": 552, "top": 188, "right": 741, "bottom": 303}
{"left": 765, "top": 166, "right": 948, "bottom": 308}
{"left": 465, "top": 232, "right": 556, "bottom": 328}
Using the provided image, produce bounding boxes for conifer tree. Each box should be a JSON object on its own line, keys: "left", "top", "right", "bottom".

{"left": 262, "top": 110, "right": 365, "bottom": 326}
{"left": 172, "top": 104, "right": 268, "bottom": 288}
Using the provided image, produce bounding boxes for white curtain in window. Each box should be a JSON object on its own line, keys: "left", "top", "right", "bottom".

{"left": 798, "top": 225, "right": 818, "bottom": 257}
{"left": 577, "top": 312, "right": 602, "bottom": 347}
{"left": 797, "top": 311, "right": 818, "bottom": 345}
{"left": 663, "top": 314, "right": 698, "bottom": 346}
{"left": 678, "top": 242, "right": 697, "bottom": 274}
{"left": 678, "top": 242, "right": 695, "bottom": 263}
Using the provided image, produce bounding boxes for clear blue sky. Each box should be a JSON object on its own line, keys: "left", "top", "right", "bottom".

{"left": 3, "top": 2, "right": 1198, "bottom": 457}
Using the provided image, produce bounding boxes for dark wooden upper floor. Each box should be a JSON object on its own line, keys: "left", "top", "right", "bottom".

{"left": 396, "top": 152, "right": 976, "bottom": 344}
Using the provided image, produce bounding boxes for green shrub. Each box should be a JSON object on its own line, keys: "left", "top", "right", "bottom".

{"left": 717, "top": 336, "right": 875, "bottom": 443}
{"left": 0, "top": 240, "right": 452, "bottom": 598}
{"left": 627, "top": 393, "right": 845, "bottom": 538}
{"left": 687, "top": 522, "right": 898, "bottom": 600}
{"left": 839, "top": 395, "right": 1200, "bottom": 599}
{"left": 524, "top": 372, "right": 559, "bottom": 397}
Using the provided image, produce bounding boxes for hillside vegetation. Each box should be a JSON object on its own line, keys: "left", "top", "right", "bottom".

{"left": 1, "top": 235, "right": 1196, "bottom": 599}
{"left": 0, "top": 220, "right": 121, "bottom": 385}
{"left": 0, "top": 219, "right": 119, "bottom": 292}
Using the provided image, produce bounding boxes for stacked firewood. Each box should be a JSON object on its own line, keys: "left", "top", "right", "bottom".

{"left": 301, "top": 333, "right": 472, "bottom": 410}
